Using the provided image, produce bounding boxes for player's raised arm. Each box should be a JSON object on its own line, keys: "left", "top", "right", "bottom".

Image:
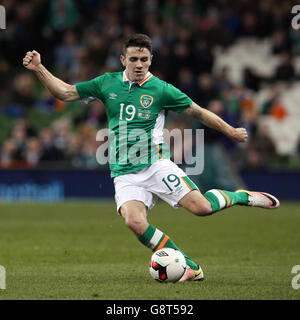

{"left": 23, "top": 50, "right": 80, "bottom": 102}
{"left": 182, "top": 101, "right": 248, "bottom": 143}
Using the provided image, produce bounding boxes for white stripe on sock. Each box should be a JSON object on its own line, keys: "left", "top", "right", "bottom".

{"left": 148, "top": 229, "right": 163, "bottom": 250}
{"left": 209, "top": 189, "right": 226, "bottom": 209}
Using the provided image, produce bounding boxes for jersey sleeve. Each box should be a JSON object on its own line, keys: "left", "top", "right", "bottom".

{"left": 162, "top": 83, "right": 192, "bottom": 113}
{"left": 75, "top": 74, "right": 106, "bottom": 101}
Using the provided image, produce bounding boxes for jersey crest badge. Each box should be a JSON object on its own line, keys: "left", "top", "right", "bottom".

{"left": 140, "top": 95, "right": 153, "bottom": 108}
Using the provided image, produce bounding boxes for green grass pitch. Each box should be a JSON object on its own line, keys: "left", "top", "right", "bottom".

{"left": 0, "top": 201, "right": 299, "bottom": 300}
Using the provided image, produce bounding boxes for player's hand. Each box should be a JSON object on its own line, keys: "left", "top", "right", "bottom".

{"left": 230, "top": 127, "right": 248, "bottom": 143}
{"left": 23, "top": 50, "right": 41, "bottom": 71}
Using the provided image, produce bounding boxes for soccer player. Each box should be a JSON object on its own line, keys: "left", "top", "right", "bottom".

{"left": 23, "top": 34, "right": 280, "bottom": 281}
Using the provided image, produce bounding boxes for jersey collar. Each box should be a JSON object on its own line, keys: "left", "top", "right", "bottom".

{"left": 123, "top": 71, "right": 153, "bottom": 86}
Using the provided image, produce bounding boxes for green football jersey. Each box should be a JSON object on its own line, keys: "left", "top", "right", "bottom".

{"left": 75, "top": 71, "right": 192, "bottom": 177}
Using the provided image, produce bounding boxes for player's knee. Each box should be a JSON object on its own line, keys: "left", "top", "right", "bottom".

{"left": 123, "top": 212, "right": 148, "bottom": 236}
{"left": 125, "top": 216, "right": 142, "bottom": 231}
{"left": 189, "top": 200, "right": 212, "bottom": 216}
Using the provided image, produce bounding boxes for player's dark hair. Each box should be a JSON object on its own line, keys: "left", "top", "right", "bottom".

{"left": 122, "top": 34, "right": 152, "bottom": 55}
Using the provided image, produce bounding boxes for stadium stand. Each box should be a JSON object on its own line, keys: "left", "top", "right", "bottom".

{"left": 0, "top": 0, "right": 299, "bottom": 192}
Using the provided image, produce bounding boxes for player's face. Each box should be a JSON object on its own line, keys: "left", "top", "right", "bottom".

{"left": 121, "top": 47, "right": 153, "bottom": 82}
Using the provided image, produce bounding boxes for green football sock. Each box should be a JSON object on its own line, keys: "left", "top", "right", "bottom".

{"left": 138, "top": 224, "right": 198, "bottom": 270}
{"left": 204, "top": 189, "right": 249, "bottom": 213}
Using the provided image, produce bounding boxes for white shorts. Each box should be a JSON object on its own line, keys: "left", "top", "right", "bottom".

{"left": 113, "top": 159, "right": 198, "bottom": 213}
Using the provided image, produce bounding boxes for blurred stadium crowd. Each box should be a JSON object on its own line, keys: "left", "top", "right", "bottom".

{"left": 0, "top": 0, "right": 300, "bottom": 170}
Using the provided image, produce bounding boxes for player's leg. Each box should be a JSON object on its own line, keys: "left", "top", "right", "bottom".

{"left": 178, "top": 188, "right": 279, "bottom": 281}
{"left": 179, "top": 189, "right": 280, "bottom": 216}
{"left": 179, "top": 189, "right": 248, "bottom": 215}
{"left": 120, "top": 200, "right": 200, "bottom": 270}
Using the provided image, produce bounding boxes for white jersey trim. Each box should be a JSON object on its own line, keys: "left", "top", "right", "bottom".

{"left": 122, "top": 71, "right": 153, "bottom": 86}
{"left": 152, "top": 110, "right": 165, "bottom": 145}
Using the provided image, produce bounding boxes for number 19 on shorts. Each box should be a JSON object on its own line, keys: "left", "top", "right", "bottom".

{"left": 162, "top": 174, "right": 196, "bottom": 193}
{"left": 162, "top": 174, "right": 181, "bottom": 191}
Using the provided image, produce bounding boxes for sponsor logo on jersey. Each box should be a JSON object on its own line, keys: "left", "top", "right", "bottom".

{"left": 140, "top": 95, "right": 153, "bottom": 108}
{"left": 138, "top": 112, "right": 151, "bottom": 119}
{"left": 138, "top": 108, "right": 151, "bottom": 119}
{"left": 109, "top": 93, "right": 118, "bottom": 99}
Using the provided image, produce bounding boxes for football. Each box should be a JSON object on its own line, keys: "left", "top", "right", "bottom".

{"left": 149, "top": 248, "right": 187, "bottom": 282}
